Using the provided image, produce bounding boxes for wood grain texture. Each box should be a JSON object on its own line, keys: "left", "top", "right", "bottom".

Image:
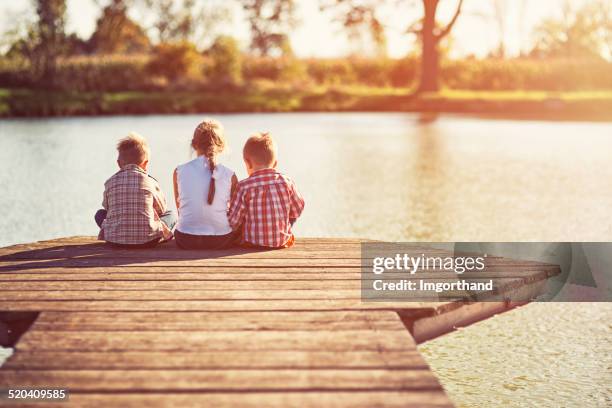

{"left": 3, "top": 350, "right": 428, "bottom": 370}
{"left": 0, "top": 236, "right": 561, "bottom": 407}
{"left": 9, "top": 391, "right": 454, "bottom": 408}
{"left": 0, "top": 369, "right": 442, "bottom": 391}
{"left": 15, "top": 330, "right": 416, "bottom": 352}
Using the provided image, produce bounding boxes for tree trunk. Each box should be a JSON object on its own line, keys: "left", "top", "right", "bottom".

{"left": 418, "top": 0, "right": 440, "bottom": 93}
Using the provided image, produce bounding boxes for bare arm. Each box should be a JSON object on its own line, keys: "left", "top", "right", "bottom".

{"left": 151, "top": 183, "right": 167, "bottom": 216}
{"left": 228, "top": 186, "right": 246, "bottom": 231}
{"left": 173, "top": 168, "right": 180, "bottom": 215}
{"left": 230, "top": 173, "right": 238, "bottom": 200}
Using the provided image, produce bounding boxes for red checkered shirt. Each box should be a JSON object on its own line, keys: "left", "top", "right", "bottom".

{"left": 228, "top": 168, "right": 305, "bottom": 248}
{"left": 99, "top": 164, "right": 170, "bottom": 244}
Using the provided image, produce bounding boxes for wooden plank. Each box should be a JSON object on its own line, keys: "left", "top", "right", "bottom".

{"left": 0, "top": 272, "right": 370, "bottom": 281}
{"left": 0, "top": 280, "right": 364, "bottom": 290}
{"left": 0, "top": 369, "right": 442, "bottom": 391}
{"left": 0, "top": 243, "right": 371, "bottom": 259}
{"left": 16, "top": 330, "right": 416, "bottom": 352}
{"left": 8, "top": 391, "right": 454, "bottom": 408}
{"left": 0, "top": 289, "right": 369, "bottom": 300}
{"left": 3, "top": 350, "right": 427, "bottom": 369}
{"left": 0, "top": 259, "right": 363, "bottom": 268}
{"left": 0, "top": 259, "right": 560, "bottom": 273}
{"left": 0, "top": 271, "right": 550, "bottom": 289}
{"left": 0, "top": 280, "right": 526, "bottom": 301}
{"left": 0, "top": 270, "right": 556, "bottom": 283}
{"left": 0, "top": 265, "right": 558, "bottom": 276}
{"left": 1, "top": 236, "right": 368, "bottom": 247}
{"left": 0, "top": 250, "right": 366, "bottom": 260}
{"left": 30, "top": 311, "right": 404, "bottom": 331}
{"left": 0, "top": 299, "right": 441, "bottom": 313}
{"left": 0, "top": 265, "right": 557, "bottom": 274}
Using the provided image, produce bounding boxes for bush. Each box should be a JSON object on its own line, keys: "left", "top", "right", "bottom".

{"left": 146, "top": 42, "right": 201, "bottom": 82}
{"left": 1, "top": 53, "right": 611, "bottom": 93}
{"left": 442, "top": 59, "right": 612, "bottom": 91}
{"left": 305, "top": 59, "right": 356, "bottom": 85}
{"left": 55, "top": 55, "right": 153, "bottom": 91}
{"left": 389, "top": 57, "right": 419, "bottom": 87}
{"left": 205, "top": 36, "right": 243, "bottom": 86}
{"left": 0, "top": 58, "right": 32, "bottom": 88}
{"left": 243, "top": 56, "right": 307, "bottom": 84}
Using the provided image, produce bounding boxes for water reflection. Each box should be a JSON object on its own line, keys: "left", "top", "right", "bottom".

{"left": 1, "top": 113, "right": 612, "bottom": 246}
{"left": 406, "top": 122, "right": 446, "bottom": 240}
{"left": 0, "top": 113, "right": 611, "bottom": 408}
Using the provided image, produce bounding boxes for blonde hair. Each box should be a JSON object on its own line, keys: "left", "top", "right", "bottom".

{"left": 117, "top": 132, "right": 149, "bottom": 166}
{"left": 243, "top": 132, "right": 277, "bottom": 166}
{"left": 192, "top": 119, "right": 227, "bottom": 205}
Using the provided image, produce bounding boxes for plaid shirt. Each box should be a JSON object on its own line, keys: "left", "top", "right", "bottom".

{"left": 228, "top": 168, "right": 305, "bottom": 248}
{"left": 99, "top": 164, "right": 170, "bottom": 244}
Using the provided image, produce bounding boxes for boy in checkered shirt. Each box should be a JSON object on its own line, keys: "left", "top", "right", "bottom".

{"left": 228, "top": 132, "right": 305, "bottom": 248}
{"left": 95, "top": 133, "right": 176, "bottom": 248}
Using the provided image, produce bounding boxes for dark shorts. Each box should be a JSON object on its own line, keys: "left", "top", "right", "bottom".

{"left": 175, "top": 229, "right": 239, "bottom": 250}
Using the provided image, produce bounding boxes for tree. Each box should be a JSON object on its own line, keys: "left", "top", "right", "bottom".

{"left": 205, "top": 35, "right": 243, "bottom": 85}
{"left": 32, "top": 0, "right": 67, "bottom": 86}
{"left": 147, "top": 41, "right": 200, "bottom": 81}
{"left": 530, "top": 0, "right": 611, "bottom": 60}
{"left": 322, "top": 0, "right": 387, "bottom": 57}
{"left": 240, "top": 0, "right": 297, "bottom": 56}
{"left": 89, "top": 0, "right": 150, "bottom": 54}
{"left": 323, "top": 0, "right": 464, "bottom": 92}
{"left": 141, "top": 0, "right": 230, "bottom": 46}
{"left": 1, "top": 8, "right": 35, "bottom": 59}
{"left": 491, "top": 0, "right": 508, "bottom": 58}
{"left": 409, "top": 0, "right": 463, "bottom": 92}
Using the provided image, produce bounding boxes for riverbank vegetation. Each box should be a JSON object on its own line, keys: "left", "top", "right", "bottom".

{"left": 1, "top": 0, "right": 610, "bottom": 118}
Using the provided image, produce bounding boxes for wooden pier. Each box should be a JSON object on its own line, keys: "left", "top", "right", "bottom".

{"left": 0, "top": 237, "right": 560, "bottom": 407}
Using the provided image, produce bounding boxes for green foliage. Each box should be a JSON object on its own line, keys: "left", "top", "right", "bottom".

{"left": 304, "top": 58, "right": 418, "bottom": 87}
{"left": 30, "top": 0, "right": 67, "bottom": 86}
{"left": 443, "top": 59, "right": 612, "bottom": 92}
{"left": 243, "top": 56, "right": 307, "bottom": 84}
{"left": 146, "top": 41, "right": 200, "bottom": 81}
{"left": 143, "top": 0, "right": 231, "bottom": 45}
{"left": 54, "top": 55, "right": 154, "bottom": 91}
{"left": 205, "top": 36, "right": 243, "bottom": 86}
{"left": 304, "top": 59, "right": 356, "bottom": 85}
{"left": 3, "top": 87, "right": 612, "bottom": 120}
{"left": 1, "top": 54, "right": 612, "bottom": 93}
{"left": 530, "top": 0, "right": 611, "bottom": 60}
{"left": 240, "top": 0, "right": 296, "bottom": 56}
{"left": 89, "top": 0, "right": 150, "bottom": 54}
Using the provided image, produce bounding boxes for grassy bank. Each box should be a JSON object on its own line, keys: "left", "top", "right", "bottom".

{"left": 2, "top": 87, "right": 612, "bottom": 121}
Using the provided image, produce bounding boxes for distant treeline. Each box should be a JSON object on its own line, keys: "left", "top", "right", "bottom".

{"left": 1, "top": 54, "right": 611, "bottom": 92}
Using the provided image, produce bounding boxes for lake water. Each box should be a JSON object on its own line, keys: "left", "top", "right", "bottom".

{"left": 0, "top": 113, "right": 611, "bottom": 407}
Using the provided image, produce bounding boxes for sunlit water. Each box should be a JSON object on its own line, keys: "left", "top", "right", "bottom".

{"left": 0, "top": 113, "right": 611, "bottom": 407}
{"left": 420, "top": 303, "right": 612, "bottom": 408}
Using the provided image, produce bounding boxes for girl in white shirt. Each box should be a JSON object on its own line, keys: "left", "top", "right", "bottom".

{"left": 173, "top": 119, "right": 239, "bottom": 249}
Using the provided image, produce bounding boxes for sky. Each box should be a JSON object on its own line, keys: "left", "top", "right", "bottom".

{"left": 0, "top": 0, "right": 593, "bottom": 58}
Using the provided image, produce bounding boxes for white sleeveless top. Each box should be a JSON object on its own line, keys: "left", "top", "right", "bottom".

{"left": 175, "top": 156, "right": 234, "bottom": 236}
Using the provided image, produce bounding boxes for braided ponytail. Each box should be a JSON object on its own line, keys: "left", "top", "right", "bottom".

{"left": 207, "top": 157, "right": 216, "bottom": 205}
{"left": 191, "top": 119, "right": 226, "bottom": 206}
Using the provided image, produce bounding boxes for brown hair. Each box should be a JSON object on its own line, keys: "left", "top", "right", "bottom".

{"left": 117, "top": 133, "right": 149, "bottom": 166}
{"left": 243, "top": 132, "right": 277, "bottom": 166}
{"left": 192, "top": 119, "right": 226, "bottom": 205}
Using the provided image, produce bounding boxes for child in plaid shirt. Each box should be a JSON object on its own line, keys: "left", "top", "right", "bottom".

{"left": 228, "top": 132, "right": 305, "bottom": 248}
{"left": 95, "top": 133, "right": 176, "bottom": 248}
